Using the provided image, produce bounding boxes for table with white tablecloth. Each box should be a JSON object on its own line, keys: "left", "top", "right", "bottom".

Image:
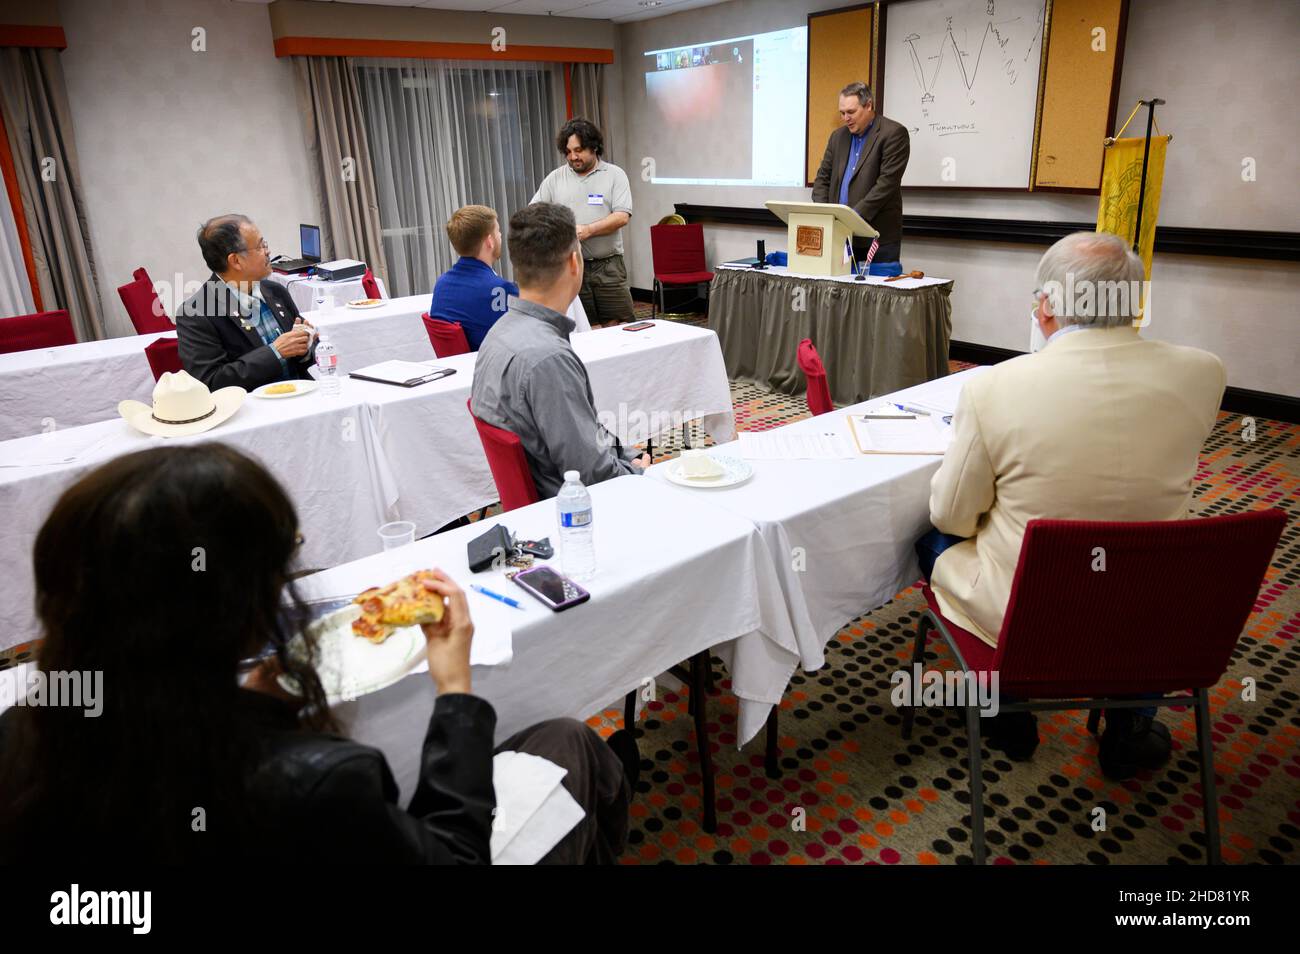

{"left": 296, "top": 475, "right": 802, "bottom": 803}
{"left": 0, "top": 390, "right": 396, "bottom": 647}
{"left": 0, "top": 332, "right": 174, "bottom": 442}
{"left": 321, "top": 320, "right": 737, "bottom": 537}
{"left": 649, "top": 367, "right": 989, "bottom": 692}
{"left": 306, "top": 294, "right": 590, "bottom": 373}
{"left": 272, "top": 273, "right": 388, "bottom": 315}
{"left": 0, "top": 322, "right": 736, "bottom": 648}
{"left": 0, "top": 295, "right": 588, "bottom": 441}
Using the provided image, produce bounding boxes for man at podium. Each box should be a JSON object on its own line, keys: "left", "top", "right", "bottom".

{"left": 811, "top": 81, "right": 910, "bottom": 275}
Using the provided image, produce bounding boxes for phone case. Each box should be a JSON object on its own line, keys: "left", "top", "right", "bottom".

{"left": 512, "top": 567, "right": 590, "bottom": 611}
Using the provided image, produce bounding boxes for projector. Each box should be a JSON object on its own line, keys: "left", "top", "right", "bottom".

{"left": 314, "top": 258, "right": 367, "bottom": 282}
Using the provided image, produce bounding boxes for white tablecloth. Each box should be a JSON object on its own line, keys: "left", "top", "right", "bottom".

{"left": 322, "top": 320, "right": 737, "bottom": 537}
{"left": 649, "top": 367, "right": 989, "bottom": 678}
{"left": 306, "top": 294, "right": 590, "bottom": 374}
{"left": 716, "top": 263, "right": 950, "bottom": 289}
{"left": 297, "top": 475, "right": 802, "bottom": 802}
{"left": 0, "top": 392, "right": 397, "bottom": 648}
{"left": 272, "top": 274, "right": 389, "bottom": 315}
{"left": 0, "top": 332, "right": 173, "bottom": 441}
{"left": 0, "top": 295, "right": 587, "bottom": 440}
{"left": 0, "top": 322, "right": 736, "bottom": 648}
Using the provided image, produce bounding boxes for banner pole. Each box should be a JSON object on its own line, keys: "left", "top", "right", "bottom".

{"left": 1131, "top": 98, "right": 1165, "bottom": 254}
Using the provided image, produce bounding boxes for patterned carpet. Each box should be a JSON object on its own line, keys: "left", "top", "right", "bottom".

{"left": 3, "top": 310, "right": 1296, "bottom": 865}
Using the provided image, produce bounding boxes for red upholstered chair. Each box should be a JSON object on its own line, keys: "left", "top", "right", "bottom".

{"left": 422, "top": 313, "right": 470, "bottom": 358}
{"left": 117, "top": 267, "right": 173, "bottom": 334}
{"left": 901, "top": 509, "right": 1286, "bottom": 865}
{"left": 144, "top": 337, "right": 181, "bottom": 382}
{"left": 0, "top": 309, "right": 76, "bottom": 353}
{"left": 466, "top": 399, "right": 539, "bottom": 513}
{"left": 362, "top": 268, "right": 383, "bottom": 300}
{"left": 649, "top": 222, "right": 713, "bottom": 318}
{"left": 796, "top": 338, "right": 833, "bottom": 416}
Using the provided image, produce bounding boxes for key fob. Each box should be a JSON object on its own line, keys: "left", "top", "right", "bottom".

{"left": 517, "top": 538, "right": 554, "bottom": 559}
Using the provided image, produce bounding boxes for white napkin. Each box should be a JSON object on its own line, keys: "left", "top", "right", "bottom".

{"left": 490, "top": 751, "right": 585, "bottom": 865}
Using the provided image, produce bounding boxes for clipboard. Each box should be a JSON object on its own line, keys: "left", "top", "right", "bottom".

{"left": 846, "top": 413, "right": 949, "bottom": 456}
{"left": 348, "top": 359, "right": 457, "bottom": 388}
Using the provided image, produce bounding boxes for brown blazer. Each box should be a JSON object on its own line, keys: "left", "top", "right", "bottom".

{"left": 811, "top": 115, "right": 910, "bottom": 252}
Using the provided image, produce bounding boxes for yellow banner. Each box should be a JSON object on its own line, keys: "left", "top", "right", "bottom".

{"left": 1096, "top": 135, "right": 1169, "bottom": 280}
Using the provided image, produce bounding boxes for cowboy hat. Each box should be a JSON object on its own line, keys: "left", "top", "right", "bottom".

{"left": 118, "top": 370, "right": 245, "bottom": 438}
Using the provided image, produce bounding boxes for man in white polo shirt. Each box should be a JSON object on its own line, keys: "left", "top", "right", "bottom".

{"left": 531, "top": 118, "right": 634, "bottom": 327}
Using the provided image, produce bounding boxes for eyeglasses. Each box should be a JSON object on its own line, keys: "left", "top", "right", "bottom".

{"left": 238, "top": 239, "right": 270, "bottom": 255}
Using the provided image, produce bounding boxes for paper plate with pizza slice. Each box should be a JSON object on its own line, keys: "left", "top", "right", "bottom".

{"left": 279, "top": 570, "right": 444, "bottom": 704}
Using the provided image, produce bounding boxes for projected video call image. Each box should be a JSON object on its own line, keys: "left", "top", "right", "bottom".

{"left": 645, "top": 39, "right": 755, "bottom": 181}
{"left": 643, "top": 28, "right": 807, "bottom": 187}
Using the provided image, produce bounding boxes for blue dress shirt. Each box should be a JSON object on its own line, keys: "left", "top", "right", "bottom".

{"left": 838, "top": 119, "right": 875, "bottom": 207}
{"left": 429, "top": 257, "right": 520, "bottom": 352}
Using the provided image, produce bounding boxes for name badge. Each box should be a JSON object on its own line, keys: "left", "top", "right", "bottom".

{"left": 586, "top": 193, "right": 604, "bottom": 205}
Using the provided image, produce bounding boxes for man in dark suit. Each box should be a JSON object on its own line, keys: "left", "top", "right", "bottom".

{"left": 176, "top": 214, "right": 316, "bottom": 392}
{"left": 811, "top": 81, "right": 911, "bottom": 271}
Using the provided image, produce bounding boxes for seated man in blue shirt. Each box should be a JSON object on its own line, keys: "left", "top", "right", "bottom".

{"left": 429, "top": 205, "right": 519, "bottom": 351}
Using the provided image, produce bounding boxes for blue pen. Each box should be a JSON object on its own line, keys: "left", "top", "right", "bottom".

{"left": 893, "top": 403, "right": 931, "bottom": 416}
{"left": 470, "top": 583, "right": 525, "bottom": 610}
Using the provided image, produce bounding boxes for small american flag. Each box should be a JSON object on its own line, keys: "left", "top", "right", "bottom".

{"left": 864, "top": 237, "right": 880, "bottom": 265}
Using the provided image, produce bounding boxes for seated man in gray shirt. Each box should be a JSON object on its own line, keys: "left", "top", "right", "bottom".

{"left": 470, "top": 202, "right": 650, "bottom": 498}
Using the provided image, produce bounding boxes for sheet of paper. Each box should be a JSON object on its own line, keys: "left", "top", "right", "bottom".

{"left": 0, "top": 431, "right": 121, "bottom": 468}
{"left": 490, "top": 751, "right": 584, "bottom": 865}
{"left": 847, "top": 412, "right": 951, "bottom": 455}
{"left": 738, "top": 430, "right": 855, "bottom": 460}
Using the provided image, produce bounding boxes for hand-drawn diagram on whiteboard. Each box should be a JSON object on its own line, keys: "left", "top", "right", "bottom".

{"left": 884, "top": 0, "right": 1046, "bottom": 188}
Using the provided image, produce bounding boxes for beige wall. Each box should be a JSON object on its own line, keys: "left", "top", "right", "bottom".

{"left": 59, "top": 0, "right": 319, "bottom": 337}
{"left": 268, "top": 0, "right": 615, "bottom": 49}
{"left": 614, "top": 0, "right": 1300, "bottom": 397}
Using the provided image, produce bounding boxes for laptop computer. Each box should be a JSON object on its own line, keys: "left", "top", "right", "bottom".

{"left": 271, "top": 224, "right": 322, "bottom": 274}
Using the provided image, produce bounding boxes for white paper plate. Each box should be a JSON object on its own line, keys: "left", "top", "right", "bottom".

{"left": 278, "top": 604, "right": 425, "bottom": 705}
{"left": 345, "top": 299, "right": 385, "bottom": 309}
{"left": 662, "top": 454, "right": 753, "bottom": 489}
{"left": 252, "top": 379, "right": 319, "bottom": 399}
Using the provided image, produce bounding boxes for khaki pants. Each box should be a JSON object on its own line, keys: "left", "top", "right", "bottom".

{"left": 580, "top": 254, "right": 635, "bottom": 326}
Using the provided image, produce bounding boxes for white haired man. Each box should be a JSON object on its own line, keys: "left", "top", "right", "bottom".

{"left": 916, "top": 231, "right": 1226, "bottom": 778}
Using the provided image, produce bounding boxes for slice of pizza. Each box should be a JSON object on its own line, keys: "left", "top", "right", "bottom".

{"left": 351, "top": 569, "right": 445, "bottom": 644}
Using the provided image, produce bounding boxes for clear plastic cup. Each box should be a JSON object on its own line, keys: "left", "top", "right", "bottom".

{"left": 377, "top": 521, "right": 416, "bottom": 551}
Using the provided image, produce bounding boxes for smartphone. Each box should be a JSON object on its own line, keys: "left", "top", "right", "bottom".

{"left": 623, "top": 321, "right": 655, "bottom": 332}
{"left": 511, "top": 565, "right": 590, "bottom": 611}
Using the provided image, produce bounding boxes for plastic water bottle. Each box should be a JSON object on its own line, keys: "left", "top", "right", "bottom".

{"left": 556, "top": 470, "right": 596, "bottom": 581}
{"left": 315, "top": 333, "right": 340, "bottom": 396}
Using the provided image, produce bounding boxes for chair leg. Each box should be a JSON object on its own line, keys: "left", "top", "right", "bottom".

{"left": 965, "top": 702, "right": 987, "bottom": 865}
{"left": 652, "top": 280, "right": 658, "bottom": 320}
{"left": 765, "top": 705, "right": 781, "bottom": 779}
{"left": 624, "top": 690, "right": 637, "bottom": 739}
{"left": 1087, "top": 708, "right": 1102, "bottom": 735}
{"left": 691, "top": 650, "right": 717, "bottom": 833}
{"left": 704, "top": 654, "right": 716, "bottom": 693}
{"left": 681, "top": 422, "right": 692, "bottom": 450}
{"left": 1194, "top": 687, "right": 1221, "bottom": 865}
{"left": 901, "top": 615, "right": 933, "bottom": 740}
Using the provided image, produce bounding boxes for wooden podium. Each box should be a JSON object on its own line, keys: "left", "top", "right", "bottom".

{"left": 765, "top": 200, "right": 878, "bottom": 277}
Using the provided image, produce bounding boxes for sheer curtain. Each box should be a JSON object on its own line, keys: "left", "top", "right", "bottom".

{"left": 355, "top": 58, "right": 563, "bottom": 298}
{"left": 0, "top": 170, "right": 35, "bottom": 317}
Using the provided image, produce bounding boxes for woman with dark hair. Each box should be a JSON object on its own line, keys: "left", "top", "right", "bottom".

{"left": 0, "top": 444, "right": 634, "bottom": 863}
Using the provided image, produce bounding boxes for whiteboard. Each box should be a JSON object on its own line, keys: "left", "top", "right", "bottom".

{"left": 883, "top": 0, "right": 1047, "bottom": 188}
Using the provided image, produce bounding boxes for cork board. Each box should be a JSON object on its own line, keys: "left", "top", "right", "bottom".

{"left": 1033, "top": 0, "right": 1126, "bottom": 191}
{"left": 806, "top": 5, "right": 875, "bottom": 187}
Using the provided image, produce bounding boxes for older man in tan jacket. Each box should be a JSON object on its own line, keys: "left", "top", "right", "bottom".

{"left": 920, "top": 231, "right": 1225, "bottom": 777}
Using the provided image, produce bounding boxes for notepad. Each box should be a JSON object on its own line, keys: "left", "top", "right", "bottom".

{"left": 349, "top": 360, "right": 456, "bottom": 387}
{"left": 847, "top": 412, "right": 951, "bottom": 455}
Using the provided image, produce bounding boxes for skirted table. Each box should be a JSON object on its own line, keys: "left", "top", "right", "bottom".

{"left": 707, "top": 265, "right": 954, "bottom": 406}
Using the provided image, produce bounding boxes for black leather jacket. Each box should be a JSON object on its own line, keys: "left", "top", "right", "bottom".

{"left": 0, "top": 689, "right": 497, "bottom": 863}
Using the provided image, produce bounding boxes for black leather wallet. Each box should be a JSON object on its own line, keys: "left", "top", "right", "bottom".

{"left": 467, "top": 524, "right": 513, "bottom": 573}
